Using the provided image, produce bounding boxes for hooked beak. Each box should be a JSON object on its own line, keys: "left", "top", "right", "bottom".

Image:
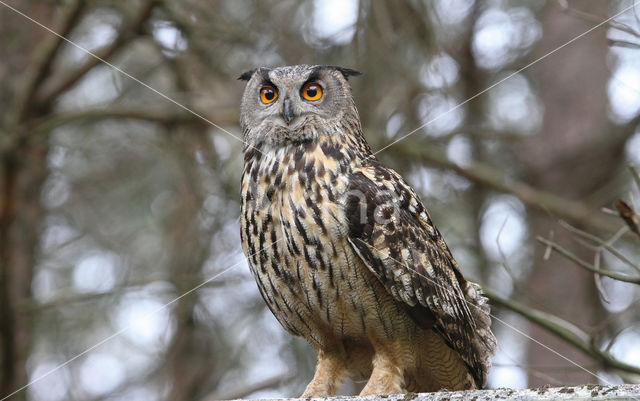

{"left": 282, "top": 98, "right": 294, "bottom": 125}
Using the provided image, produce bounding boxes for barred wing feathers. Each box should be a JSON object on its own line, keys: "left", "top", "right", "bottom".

{"left": 345, "top": 161, "right": 497, "bottom": 387}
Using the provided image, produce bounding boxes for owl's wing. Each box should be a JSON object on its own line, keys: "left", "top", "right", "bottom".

{"left": 345, "top": 161, "right": 496, "bottom": 387}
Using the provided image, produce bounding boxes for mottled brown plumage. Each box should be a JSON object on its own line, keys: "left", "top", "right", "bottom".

{"left": 239, "top": 65, "right": 497, "bottom": 396}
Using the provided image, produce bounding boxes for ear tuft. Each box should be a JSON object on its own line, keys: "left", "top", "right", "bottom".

{"left": 238, "top": 69, "right": 257, "bottom": 81}
{"left": 329, "top": 66, "right": 362, "bottom": 80}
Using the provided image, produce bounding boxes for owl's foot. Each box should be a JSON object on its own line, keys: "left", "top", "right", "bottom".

{"left": 301, "top": 350, "right": 346, "bottom": 397}
{"left": 359, "top": 353, "right": 404, "bottom": 396}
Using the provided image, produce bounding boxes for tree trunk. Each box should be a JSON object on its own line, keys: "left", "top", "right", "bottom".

{"left": 0, "top": 1, "right": 61, "bottom": 397}
{"left": 163, "top": 128, "right": 218, "bottom": 401}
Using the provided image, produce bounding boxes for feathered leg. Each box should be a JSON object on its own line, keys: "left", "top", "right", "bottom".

{"left": 359, "top": 353, "right": 404, "bottom": 396}
{"left": 301, "top": 350, "right": 347, "bottom": 397}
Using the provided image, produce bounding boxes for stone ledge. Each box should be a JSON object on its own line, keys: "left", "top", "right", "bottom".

{"left": 235, "top": 384, "right": 640, "bottom": 401}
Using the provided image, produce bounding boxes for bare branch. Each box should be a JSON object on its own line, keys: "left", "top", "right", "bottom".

{"left": 609, "top": 38, "right": 640, "bottom": 48}
{"left": 536, "top": 236, "right": 640, "bottom": 284}
{"left": 592, "top": 251, "right": 611, "bottom": 303}
{"left": 630, "top": 164, "right": 640, "bottom": 192}
{"left": 559, "top": 220, "right": 640, "bottom": 273}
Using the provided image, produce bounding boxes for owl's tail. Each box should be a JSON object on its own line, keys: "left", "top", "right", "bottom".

{"left": 464, "top": 281, "right": 498, "bottom": 388}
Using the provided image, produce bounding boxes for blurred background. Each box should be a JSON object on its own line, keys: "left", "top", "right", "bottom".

{"left": 1, "top": 0, "right": 640, "bottom": 400}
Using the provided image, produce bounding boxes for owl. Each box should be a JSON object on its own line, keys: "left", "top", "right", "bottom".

{"left": 238, "top": 65, "right": 496, "bottom": 396}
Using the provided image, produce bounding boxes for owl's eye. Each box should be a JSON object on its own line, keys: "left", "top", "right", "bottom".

{"left": 302, "top": 83, "right": 323, "bottom": 101}
{"left": 260, "top": 86, "right": 278, "bottom": 104}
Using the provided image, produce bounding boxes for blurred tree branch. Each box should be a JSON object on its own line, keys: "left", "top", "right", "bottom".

{"left": 557, "top": 0, "right": 640, "bottom": 39}
{"left": 485, "top": 165, "right": 640, "bottom": 380}
{"left": 536, "top": 236, "right": 640, "bottom": 284}
{"left": 558, "top": 220, "right": 640, "bottom": 273}
{"left": 203, "top": 372, "right": 296, "bottom": 401}
{"left": 7, "top": 0, "right": 85, "bottom": 125}
{"left": 35, "top": 0, "right": 158, "bottom": 109}
{"left": 391, "top": 142, "right": 621, "bottom": 233}
{"left": 18, "top": 273, "right": 250, "bottom": 315}
{"left": 1, "top": 108, "right": 195, "bottom": 157}
{"left": 31, "top": 108, "right": 200, "bottom": 131}
{"left": 630, "top": 164, "right": 640, "bottom": 193}
{"left": 609, "top": 39, "right": 640, "bottom": 49}
{"left": 483, "top": 286, "right": 640, "bottom": 378}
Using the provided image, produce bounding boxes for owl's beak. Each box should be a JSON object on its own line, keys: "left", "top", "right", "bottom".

{"left": 282, "top": 98, "right": 294, "bottom": 125}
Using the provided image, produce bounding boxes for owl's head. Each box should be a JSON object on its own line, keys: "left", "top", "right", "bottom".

{"left": 238, "top": 65, "right": 361, "bottom": 149}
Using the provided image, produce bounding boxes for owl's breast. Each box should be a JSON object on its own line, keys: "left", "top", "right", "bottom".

{"left": 241, "top": 141, "right": 351, "bottom": 250}
{"left": 241, "top": 141, "right": 408, "bottom": 347}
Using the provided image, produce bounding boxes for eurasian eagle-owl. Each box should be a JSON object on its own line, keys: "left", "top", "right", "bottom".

{"left": 239, "top": 65, "right": 497, "bottom": 396}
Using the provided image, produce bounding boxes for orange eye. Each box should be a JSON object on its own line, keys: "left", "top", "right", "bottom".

{"left": 302, "top": 83, "right": 323, "bottom": 101}
{"left": 260, "top": 86, "right": 278, "bottom": 104}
